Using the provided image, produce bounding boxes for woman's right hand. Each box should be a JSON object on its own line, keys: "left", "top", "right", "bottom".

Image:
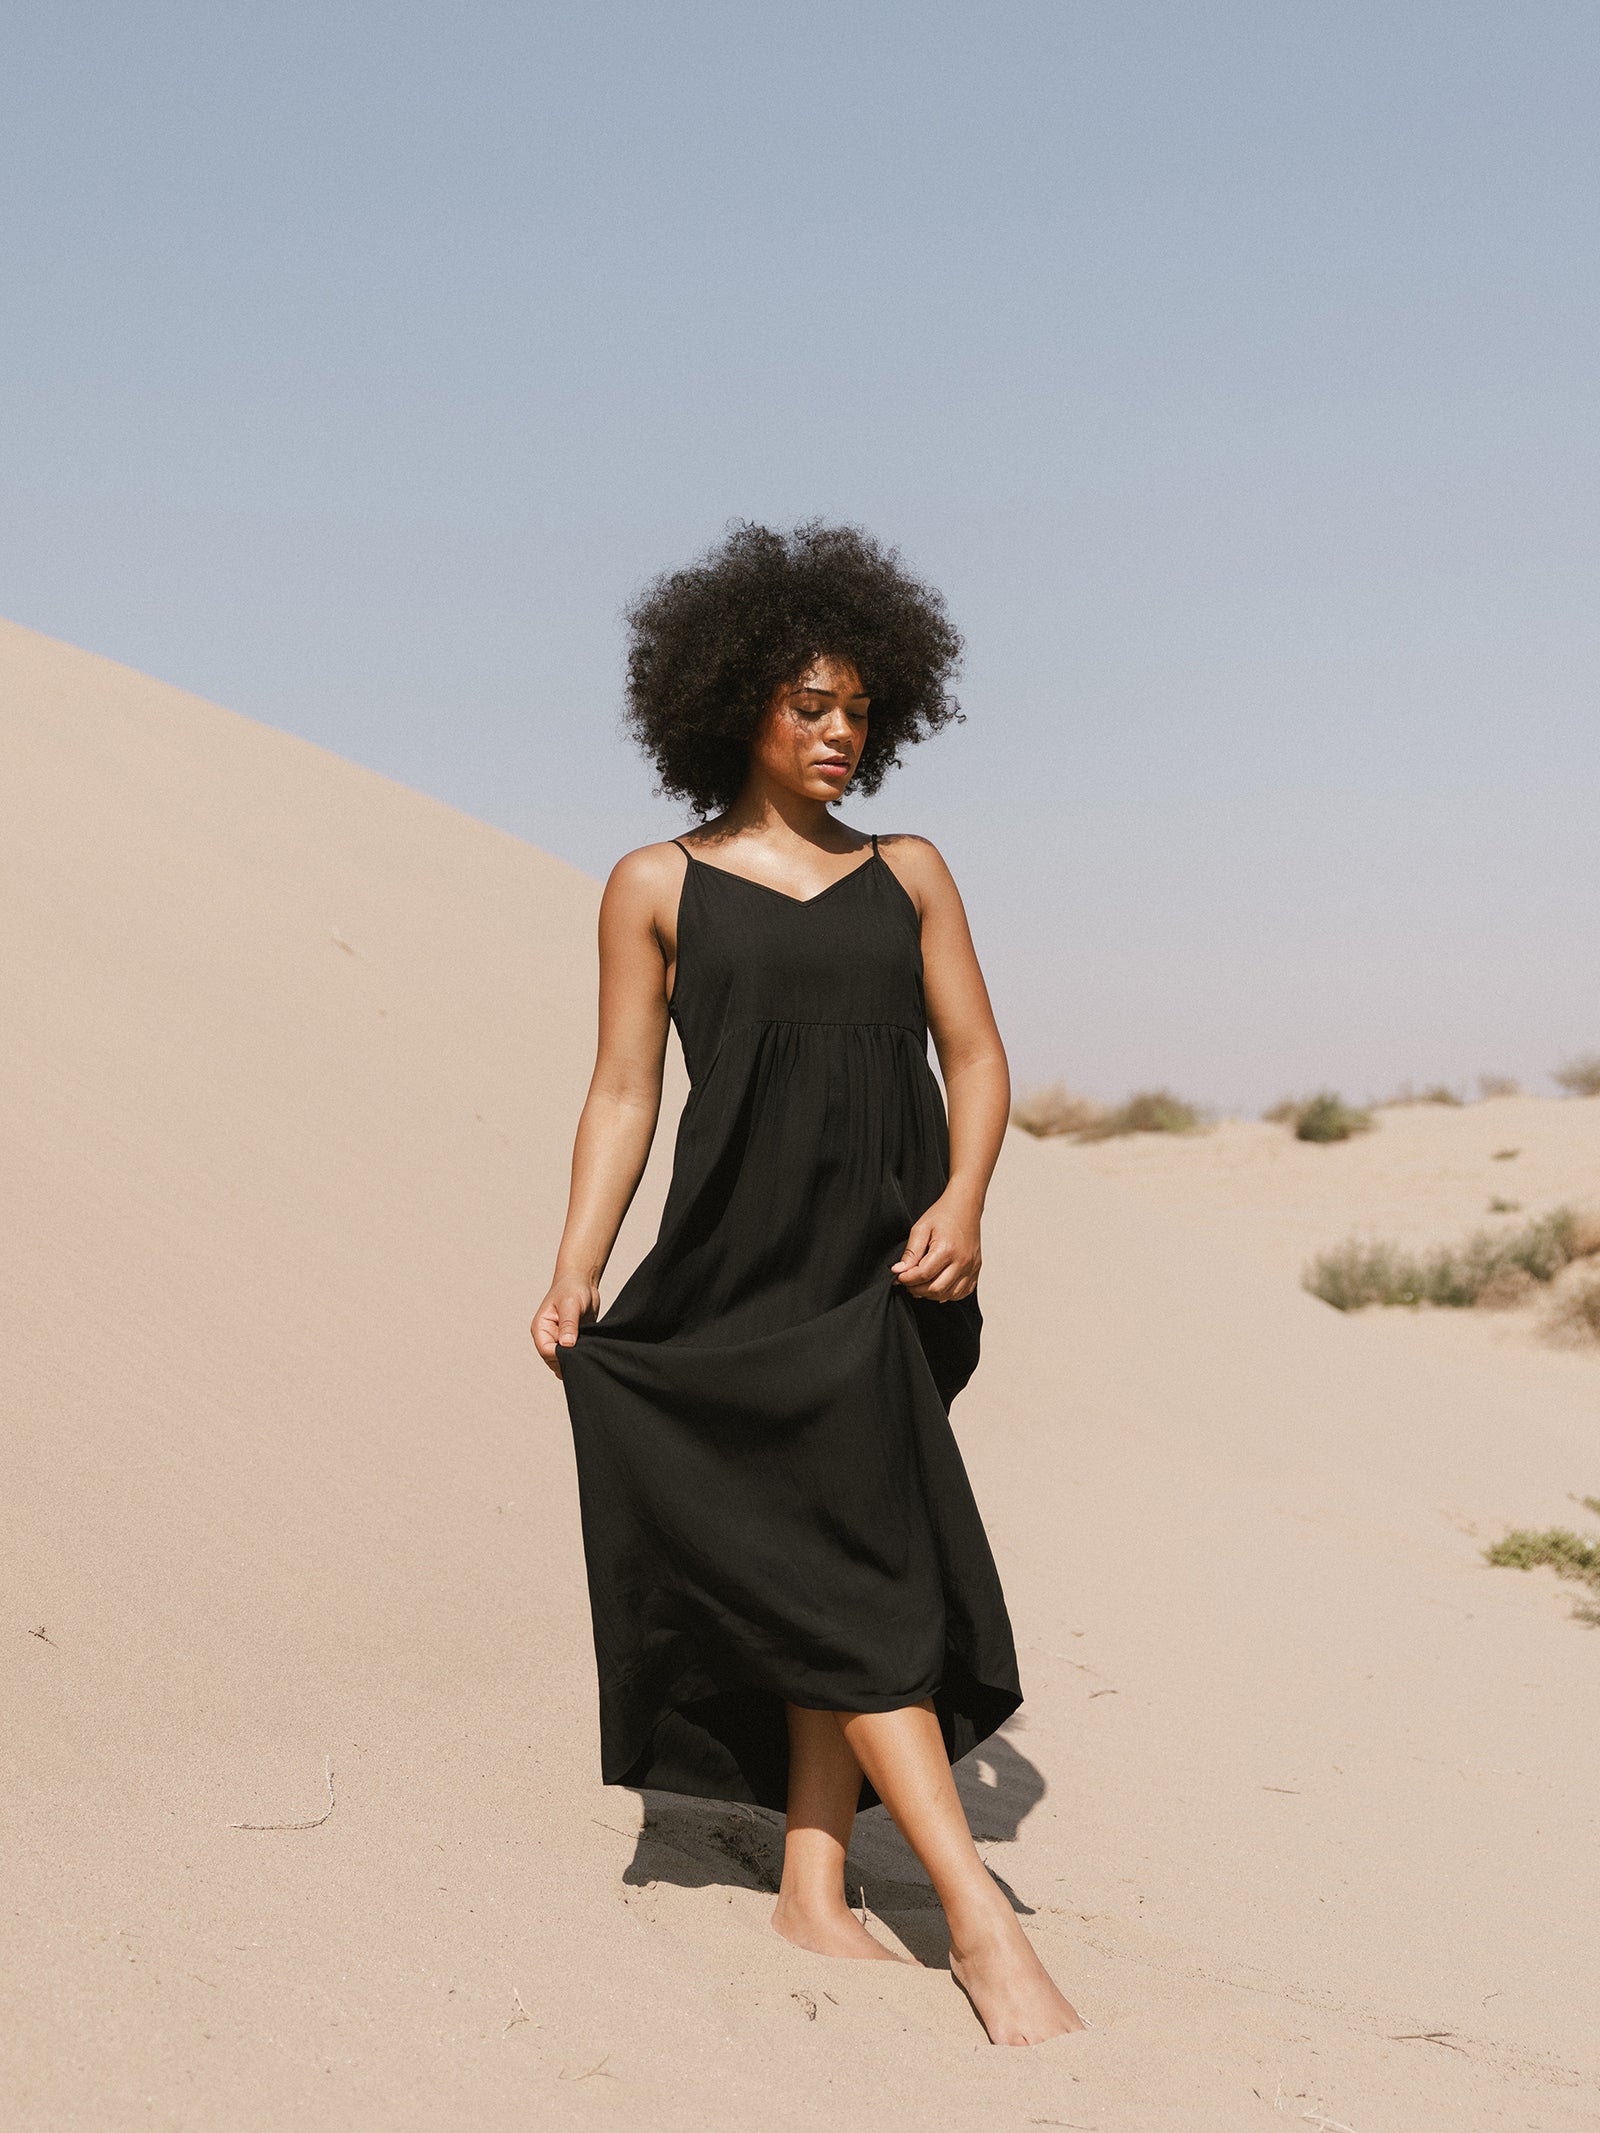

{"left": 531, "top": 1274, "right": 601, "bottom": 1377}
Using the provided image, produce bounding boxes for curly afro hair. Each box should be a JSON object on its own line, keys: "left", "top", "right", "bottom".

{"left": 622, "top": 520, "right": 964, "bottom": 817}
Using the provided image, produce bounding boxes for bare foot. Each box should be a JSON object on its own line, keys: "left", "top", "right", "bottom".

{"left": 949, "top": 1912, "right": 1085, "bottom": 2044}
{"left": 771, "top": 1896, "right": 912, "bottom": 1962}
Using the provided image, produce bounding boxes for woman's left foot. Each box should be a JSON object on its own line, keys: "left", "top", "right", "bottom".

{"left": 771, "top": 1896, "right": 914, "bottom": 1961}
{"left": 949, "top": 1914, "right": 1085, "bottom": 2043}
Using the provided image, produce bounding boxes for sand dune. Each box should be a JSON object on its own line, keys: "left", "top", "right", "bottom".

{"left": 3, "top": 616, "right": 1596, "bottom": 2131}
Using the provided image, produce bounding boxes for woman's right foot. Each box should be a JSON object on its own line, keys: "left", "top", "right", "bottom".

{"left": 948, "top": 1913, "right": 1085, "bottom": 2044}
{"left": 771, "top": 1895, "right": 912, "bottom": 1961}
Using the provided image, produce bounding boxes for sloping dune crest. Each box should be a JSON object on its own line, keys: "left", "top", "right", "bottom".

{"left": 2, "top": 617, "right": 1595, "bottom": 2131}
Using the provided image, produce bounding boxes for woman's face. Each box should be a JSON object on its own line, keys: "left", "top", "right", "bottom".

{"left": 748, "top": 655, "right": 869, "bottom": 803}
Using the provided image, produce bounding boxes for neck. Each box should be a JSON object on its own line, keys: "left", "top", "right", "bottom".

{"left": 717, "top": 776, "right": 847, "bottom": 847}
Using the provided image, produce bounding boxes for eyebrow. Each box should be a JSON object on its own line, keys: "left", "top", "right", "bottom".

{"left": 793, "top": 686, "right": 870, "bottom": 700}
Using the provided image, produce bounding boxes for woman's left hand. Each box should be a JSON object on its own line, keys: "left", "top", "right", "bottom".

{"left": 891, "top": 1193, "right": 982, "bottom": 1302}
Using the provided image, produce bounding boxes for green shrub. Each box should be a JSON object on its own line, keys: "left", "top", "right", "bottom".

{"left": 1292, "top": 1092, "right": 1374, "bottom": 1143}
{"left": 1304, "top": 1240, "right": 1417, "bottom": 1310}
{"left": 1548, "top": 1280, "right": 1600, "bottom": 1346}
{"left": 1373, "top": 1081, "right": 1466, "bottom": 1107}
{"left": 1077, "top": 1088, "right": 1203, "bottom": 1141}
{"left": 1010, "top": 1083, "right": 1104, "bottom": 1138}
{"left": 1484, "top": 1525, "right": 1600, "bottom": 1590}
{"left": 1553, "top": 1053, "right": 1600, "bottom": 1098}
{"left": 1304, "top": 1207, "right": 1589, "bottom": 1312}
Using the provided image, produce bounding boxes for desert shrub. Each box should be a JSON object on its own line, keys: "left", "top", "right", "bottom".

{"left": 1304, "top": 1240, "right": 1416, "bottom": 1311}
{"left": 1547, "top": 1279, "right": 1600, "bottom": 1346}
{"left": 1010, "top": 1083, "right": 1103, "bottom": 1138}
{"left": 1553, "top": 1053, "right": 1600, "bottom": 1098}
{"left": 1076, "top": 1088, "right": 1203, "bottom": 1141}
{"left": 1291, "top": 1092, "right": 1374, "bottom": 1144}
{"left": 1474, "top": 1266, "right": 1538, "bottom": 1309}
{"left": 1373, "top": 1081, "right": 1465, "bottom": 1108}
{"left": 1496, "top": 1212, "right": 1585, "bottom": 1282}
{"left": 1478, "top": 1074, "right": 1520, "bottom": 1099}
{"left": 1484, "top": 1525, "right": 1600, "bottom": 1590}
{"left": 1486, "top": 1500, "right": 1600, "bottom": 1622}
{"left": 1304, "top": 1207, "right": 1593, "bottom": 1312}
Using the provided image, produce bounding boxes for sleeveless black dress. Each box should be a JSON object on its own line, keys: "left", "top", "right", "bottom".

{"left": 559, "top": 836, "right": 1022, "bottom": 1812}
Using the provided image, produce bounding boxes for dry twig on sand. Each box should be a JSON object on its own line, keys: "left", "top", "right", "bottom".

{"left": 558, "top": 2054, "right": 613, "bottom": 2082}
{"left": 229, "top": 1755, "right": 336, "bottom": 1831}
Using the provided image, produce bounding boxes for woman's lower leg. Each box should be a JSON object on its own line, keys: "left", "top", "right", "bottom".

{"left": 772, "top": 1703, "right": 904, "bottom": 1960}
{"left": 835, "top": 1701, "right": 1083, "bottom": 2043}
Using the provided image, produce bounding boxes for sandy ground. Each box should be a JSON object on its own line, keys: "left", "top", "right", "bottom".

{"left": 3, "top": 615, "right": 1597, "bottom": 2133}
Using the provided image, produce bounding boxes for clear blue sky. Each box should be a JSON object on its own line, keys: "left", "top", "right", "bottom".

{"left": 5, "top": 2, "right": 1597, "bottom": 1110}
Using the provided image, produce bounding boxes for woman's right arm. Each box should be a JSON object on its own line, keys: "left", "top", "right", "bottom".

{"left": 530, "top": 844, "right": 680, "bottom": 1376}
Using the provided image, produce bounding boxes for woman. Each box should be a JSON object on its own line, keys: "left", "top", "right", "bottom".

{"left": 532, "top": 522, "right": 1083, "bottom": 2046}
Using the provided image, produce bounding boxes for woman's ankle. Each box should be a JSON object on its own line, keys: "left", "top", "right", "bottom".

{"left": 941, "top": 1876, "right": 1020, "bottom": 1957}
{"left": 774, "top": 1884, "right": 852, "bottom": 1925}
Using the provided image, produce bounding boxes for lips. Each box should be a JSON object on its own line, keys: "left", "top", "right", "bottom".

{"left": 817, "top": 760, "right": 851, "bottom": 777}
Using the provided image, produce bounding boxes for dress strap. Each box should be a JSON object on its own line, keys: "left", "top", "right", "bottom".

{"left": 673, "top": 837, "right": 696, "bottom": 862}
{"left": 869, "top": 833, "right": 879, "bottom": 857}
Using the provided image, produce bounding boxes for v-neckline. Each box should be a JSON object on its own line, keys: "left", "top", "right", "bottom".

{"left": 679, "top": 844, "right": 879, "bottom": 908}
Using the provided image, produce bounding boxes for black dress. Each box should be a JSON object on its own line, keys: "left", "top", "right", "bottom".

{"left": 559, "top": 835, "right": 1022, "bottom": 1812}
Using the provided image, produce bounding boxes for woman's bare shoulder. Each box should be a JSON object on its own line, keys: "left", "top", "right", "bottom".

{"left": 604, "top": 838, "right": 690, "bottom": 894}
{"left": 598, "top": 841, "right": 693, "bottom": 939}
{"left": 873, "top": 832, "right": 960, "bottom": 904}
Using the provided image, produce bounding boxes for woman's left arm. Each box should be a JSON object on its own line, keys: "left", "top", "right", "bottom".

{"left": 884, "top": 837, "right": 1011, "bottom": 1302}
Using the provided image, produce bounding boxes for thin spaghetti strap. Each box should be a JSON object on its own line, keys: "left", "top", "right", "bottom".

{"left": 869, "top": 833, "right": 879, "bottom": 857}
{"left": 673, "top": 837, "right": 697, "bottom": 863}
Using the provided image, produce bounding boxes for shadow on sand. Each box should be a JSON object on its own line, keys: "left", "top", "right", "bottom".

{"left": 619, "top": 1722, "right": 1046, "bottom": 1969}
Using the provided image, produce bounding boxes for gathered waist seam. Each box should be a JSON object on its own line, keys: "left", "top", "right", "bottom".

{"left": 677, "top": 1015, "right": 933, "bottom": 1092}
{"left": 721, "top": 1015, "right": 925, "bottom": 1038}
